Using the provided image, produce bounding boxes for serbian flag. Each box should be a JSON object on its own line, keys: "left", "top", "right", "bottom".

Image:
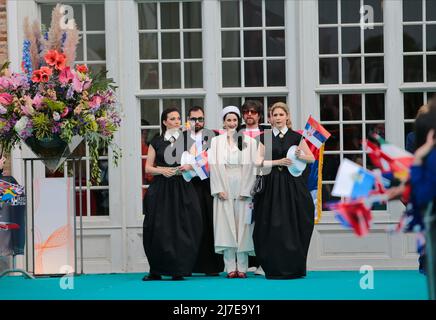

{"left": 327, "top": 200, "right": 372, "bottom": 237}
{"left": 302, "top": 116, "right": 331, "bottom": 149}
{"left": 193, "top": 151, "right": 210, "bottom": 180}
{"left": 332, "top": 159, "right": 376, "bottom": 199}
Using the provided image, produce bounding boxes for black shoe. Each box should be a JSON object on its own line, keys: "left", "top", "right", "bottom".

{"left": 172, "top": 276, "right": 185, "bottom": 281}
{"left": 142, "top": 274, "right": 162, "bottom": 281}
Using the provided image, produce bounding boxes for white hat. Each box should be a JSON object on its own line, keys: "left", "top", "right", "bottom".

{"left": 222, "top": 105, "right": 241, "bottom": 119}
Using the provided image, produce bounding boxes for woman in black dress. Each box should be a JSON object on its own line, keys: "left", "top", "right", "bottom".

{"left": 142, "top": 108, "right": 202, "bottom": 281}
{"left": 253, "top": 102, "right": 315, "bottom": 279}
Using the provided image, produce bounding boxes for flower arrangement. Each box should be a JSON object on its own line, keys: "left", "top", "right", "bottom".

{"left": 0, "top": 4, "right": 121, "bottom": 184}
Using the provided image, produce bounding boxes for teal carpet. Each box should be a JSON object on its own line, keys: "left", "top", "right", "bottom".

{"left": 0, "top": 271, "right": 428, "bottom": 300}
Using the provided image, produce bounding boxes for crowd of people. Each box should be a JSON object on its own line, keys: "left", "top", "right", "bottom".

{"left": 142, "top": 101, "right": 316, "bottom": 280}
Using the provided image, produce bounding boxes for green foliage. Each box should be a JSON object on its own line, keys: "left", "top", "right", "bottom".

{"left": 43, "top": 98, "right": 66, "bottom": 113}
{"left": 32, "top": 113, "right": 52, "bottom": 140}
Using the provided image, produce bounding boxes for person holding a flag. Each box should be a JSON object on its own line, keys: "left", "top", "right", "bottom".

{"left": 184, "top": 106, "right": 224, "bottom": 276}
{"left": 209, "top": 106, "right": 258, "bottom": 279}
{"left": 142, "top": 107, "right": 203, "bottom": 281}
{"left": 409, "top": 103, "right": 436, "bottom": 299}
{"left": 253, "top": 102, "right": 315, "bottom": 279}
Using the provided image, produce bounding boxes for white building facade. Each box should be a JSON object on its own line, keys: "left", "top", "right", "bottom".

{"left": 6, "top": 0, "right": 432, "bottom": 273}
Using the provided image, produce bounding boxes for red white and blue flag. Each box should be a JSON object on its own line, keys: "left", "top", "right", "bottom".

{"left": 302, "top": 116, "right": 331, "bottom": 149}
{"left": 193, "top": 151, "right": 210, "bottom": 180}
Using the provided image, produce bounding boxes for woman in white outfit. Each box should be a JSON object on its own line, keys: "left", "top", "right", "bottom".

{"left": 209, "top": 106, "right": 257, "bottom": 278}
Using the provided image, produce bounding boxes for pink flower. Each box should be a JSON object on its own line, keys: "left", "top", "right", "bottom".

{"left": 89, "top": 96, "right": 102, "bottom": 110}
{"left": 32, "top": 94, "right": 43, "bottom": 109}
{"left": 0, "top": 93, "right": 13, "bottom": 105}
{"left": 55, "top": 53, "right": 66, "bottom": 71}
{"left": 0, "top": 77, "right": 12, "bottom": 90}
{"left": 44, "top": 50, "right": 58, "bottom": 66}
{"left": 59, "top": 67, "right": 74, "bottom": 85}
{"left": 61, "top": 107, "right": 69, "bottom": 118}
{"left": 21, "top": 96, "right": 35, "bottom": 116}
{"left": 76, "top": 65, "right": 88, "bottom": 73}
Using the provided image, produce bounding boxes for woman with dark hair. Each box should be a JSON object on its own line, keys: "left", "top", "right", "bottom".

{"left": 410, "top": 103, "right": 436, "bottom": 299}
{"left": 142, "top": 107, "right": 202, "bottom": 281}
{"left": 209, "top": 106, "right": 257, "bottom": 278}
{"left": 253, "top": 102, "right": 315, "bottom": 279}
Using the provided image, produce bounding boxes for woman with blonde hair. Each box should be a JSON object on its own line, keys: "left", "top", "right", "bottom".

{"left": 253, "top": 102, "right": 315, "bottom": 279}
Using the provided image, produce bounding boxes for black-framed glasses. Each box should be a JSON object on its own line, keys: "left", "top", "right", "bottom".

{"left": 189, "top": 117, "right": 205, "bottom": 123}
{"left": 243, "top": 109, "right": 259, "bottom": 115}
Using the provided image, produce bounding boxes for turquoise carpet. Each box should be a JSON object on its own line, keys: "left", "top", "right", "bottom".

{"left": 0, "top": 271, "right": 428, "bottom": 300}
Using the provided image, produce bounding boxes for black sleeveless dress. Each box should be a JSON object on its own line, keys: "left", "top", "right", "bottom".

{"left": 253, "top": 129, "right": 314, "bottom": 279}
{"left": 142, "top": 134, "right": 202, "bottom": 277}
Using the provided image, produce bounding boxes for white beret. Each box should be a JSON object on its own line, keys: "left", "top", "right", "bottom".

{"left": 222, "top": 105, "right": 241, "bottom": 119}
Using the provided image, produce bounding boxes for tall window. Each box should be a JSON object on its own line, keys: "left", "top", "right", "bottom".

{"left": 40, "top": 2, "right": 109, "bottom": 217}
{"left": 220, "top": 0, "right": 286, "bottom": 117}
{"left": 137, "top": 1, "right": 205, "bottom": 209}
{"left": 403, "top": 0, "right": 436, "bottom": 83}
{"left": 403, "top": 91, "right": 435, "bottom": 145}
{"left": 138, "top": 1, "right": 203, "bottom": 89}
{"left": 318, "top": 0, "right": 385, "bottom": 205}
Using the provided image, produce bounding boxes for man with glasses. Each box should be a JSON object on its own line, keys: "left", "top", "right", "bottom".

{"left": 241, "top": 100, "right": 271, "bottom": 136}
{"left": 185, "top": 106, "right": 224, "bottom": 276}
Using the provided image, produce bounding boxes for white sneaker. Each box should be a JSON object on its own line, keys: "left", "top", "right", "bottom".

{"left": 254, "top": 266, "right": 265, "bottom": 276}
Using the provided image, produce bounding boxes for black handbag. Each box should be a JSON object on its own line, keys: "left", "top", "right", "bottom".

{"left": 250, "top": 170, "right": 264, "bottom": 197}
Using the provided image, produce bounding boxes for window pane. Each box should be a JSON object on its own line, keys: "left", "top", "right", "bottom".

{"left": 403, "top": 25, "right": 423, "bottom": 52}
{"left": 323, "top": 155, "right": 341, "bottom": 181}
{"left": 267, "top": 60, "right": 286, "bottom": 86}
{"left": 342, "top": 27, "right": 361, "bottom": 54}
{"left": 320, "top": 58, "right": 339, "bottom": 84}
{"left": 343, "top": 124, "right": 362, "bottom": 151}
{"left": 141, "top": 99, "right": 160, "bottom": 126}
{"left": 427, "top": 0, "right": 436, "bottom": 21}
{"left": 90, "top": 190, "right": 109, "bottom": 216}
{"left": 366, "top": 123, "right": 385, "bottom": 139}
{"left": 427, "top": 55, "right": 436, "bottom": 82}
{"left": 426, "top": 25, "right": 436, "bottom": 52}
{"left": 87, "top": 34, "right": 106, "bottom": 60}
{"left": 341, "top": 0, "right": 360, "bottom": 24}
{"left": 42, "top": 4, "right": 83, "bottom": 30}
{"left": 244, "top": 31, "right": 263, "bottom": 57}
{"left": 161, "top": 2, "right": 179, "bottom": 29}
{"left": 185, "top": 62, "right": 203, "bottom": 88}
{"left": 96, "top": 160, "right": 109, "bottom": 186}
{"left": 323, "top": 184, "right": 340, "bottom": 204}
{"left": 184, "top": 32, "right": 202, "bottom": 59}
{"left": 323, "top": 124, "right": 340, "bottom": 151}
{"left": 221, "top": 0, "right": 240, "bottom": 27}
{"left": 342, "top": 57, "right": 361, "bottom": 84}
{"left": 265, "top": 0, "right": 284, "bottom": 27}
{"left": 364, "top": 26, "right": 383, "bottom": 53}
{"left": 140, "top": 63, "right": 159, "bottom": 89}
{"left": 404, "top": 55, "right": 423, "bottom": 82}
{"left": 183, "top": 2, "right": 201, "bottom": 29}
{"left": 319, "top": 27, "right": 338, "bottom": 54}
{"left": 404, "top": 92, "right": 424, "bottom": 119}
{"left": 139, "top": 33, "right": 158, "bottom": 60}
{"left": 267, "top": 96, "right": 287, "bottom": 109}
{"left": 318, "top": 0, "right": 337, "bottom": 24}
{"left": 86, "top": 3, "right": 105, "bottom": 31}
{"left": 365, "top": 93, "right": 385, "bottom": 120}
{"left": 364, "top": 0, "right": 383, "bottom": 23}
{"left": 266, "top": 30, "right": 285, "bottom": 56}
{"left": 185, "top": 98, "right": 204, "bottom": 113}
{"left": 222, "top": 31, "right": 240, "bottom": 57}
{"left": 244, "top": 60, "right": 263, "bottom": 87}
{"left": 404, "top": 122, "right": 414, "bottom": 150}
{"left": 365, "top": 56, "right": 384, "bottom": 83}
{"left": 343, "top": 94, "right": 362, "bottom": 121}
{"left": 243, "top": 0, "right": 262, "bottom": 27}
{"left": 138, "top": 3, "right": 157, "bottom": 30}
{"left": 163, "top": 99, "right": 182, "bottom": 112}
{"left": 222, "top": 61, "right": 241, "bottom": 87}
{"left": 162, "top": 63, "right": 181, "bottom": 88}
{"left": 320, "top": 94, "right": 339, "bottom": 121}
{"left": 87, "top": 64, "right": 106, "bottom": 75}
{"left": 403, "top": 0, "right": 422, "bottom": 22}
{"left": 223, "top": 97, "right": 242, "bottom": 108}
{"left": 344, "top": 154, "right": 364, "bottom": 167}
{"left": 162, "top": 33, "right": 180, "bottom": 59}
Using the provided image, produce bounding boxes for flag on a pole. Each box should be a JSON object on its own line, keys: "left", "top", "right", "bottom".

{"left": 302, "top": 116, "right": 331, "bottom": 149}
{"left": 332, "top": 159, "right": 376, "bottom": 199}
